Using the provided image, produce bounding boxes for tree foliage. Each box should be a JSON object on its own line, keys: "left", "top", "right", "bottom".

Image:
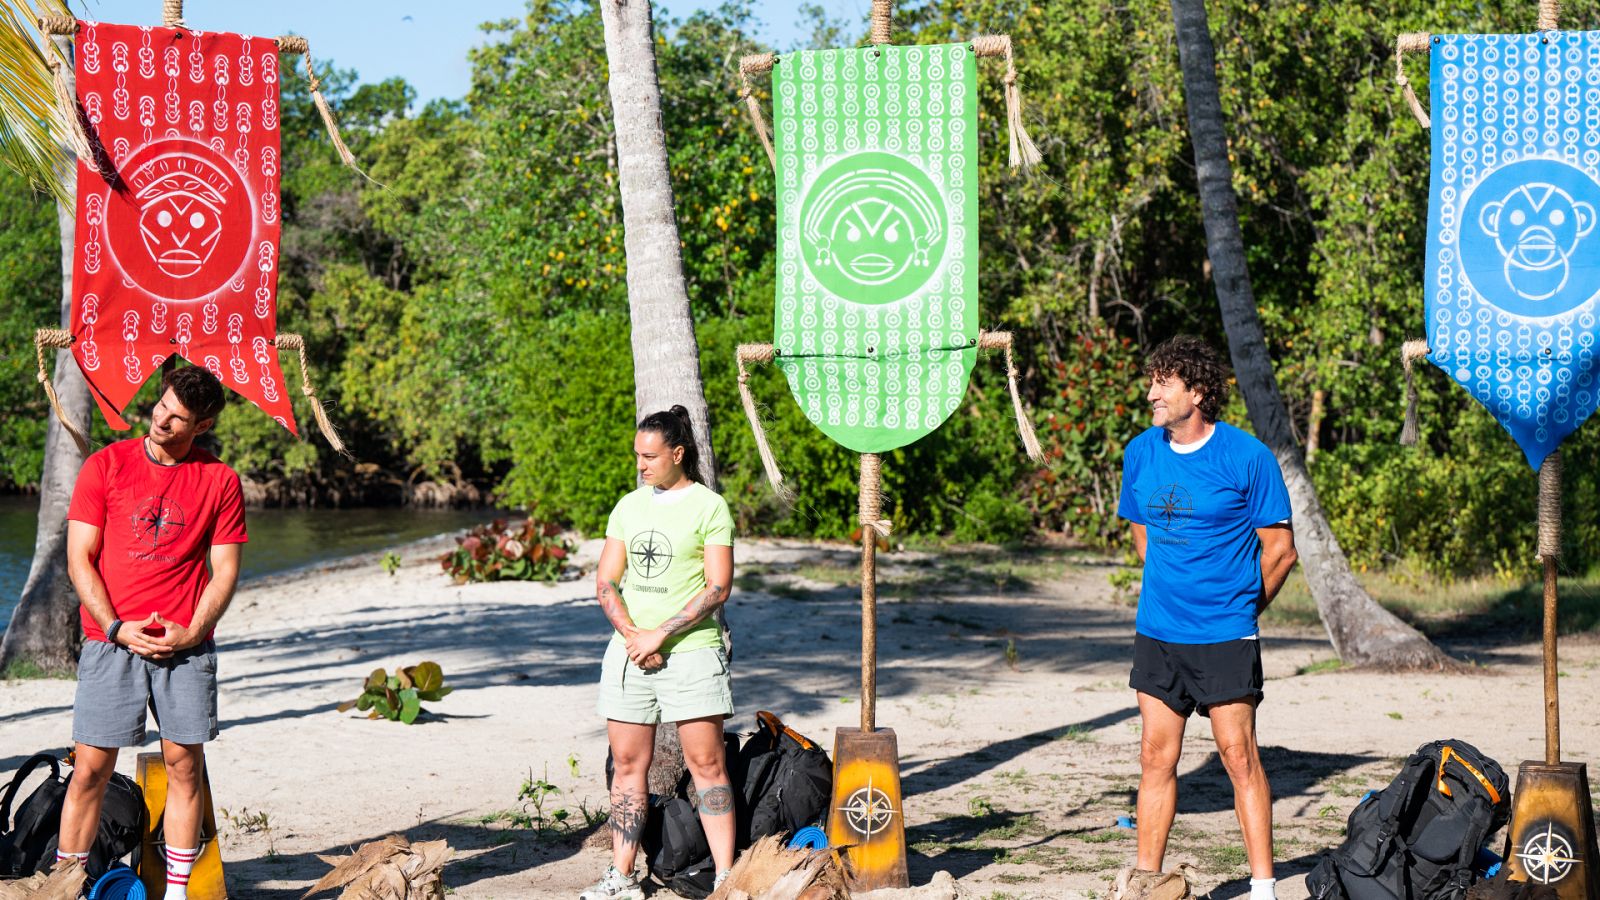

{"left": 3, "top": 0, "right": 1599, "bottom": 578}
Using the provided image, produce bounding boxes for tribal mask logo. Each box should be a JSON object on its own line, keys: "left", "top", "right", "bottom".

{"left": 106, "top": 138, "right": 253, "bottom": 302}
{"left": 1460, "top": 159, "right": 1600, "bottom": 318}
{"left": 131, "top": 495, "right": 188, "bottom": 549}
{"left": 800, "top": 151, "right": 947, "bottom": 305}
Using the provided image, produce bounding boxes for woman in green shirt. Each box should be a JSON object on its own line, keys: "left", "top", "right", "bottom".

{"left": 582, "top": 406, "right": 737, "bottom": 900}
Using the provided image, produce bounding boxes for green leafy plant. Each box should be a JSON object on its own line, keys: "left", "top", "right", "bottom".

{"left": 381, "top": 552, "right": 403, "bottom": 576}
{"left": 517, "top": 766, "right": 570, "bottom": 835}
{"left": 338, "top": 661, "right": 453, "bottom": 724}
{"left": 440, "top": 515, "right": 575, "bottom": 583}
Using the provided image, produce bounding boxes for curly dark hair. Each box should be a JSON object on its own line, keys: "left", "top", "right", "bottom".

{"left": 160, "top": 365, "right": 227, "bottom": 422}
{"left": 1144, "top": 335, "right": 1230, "bottom": 423}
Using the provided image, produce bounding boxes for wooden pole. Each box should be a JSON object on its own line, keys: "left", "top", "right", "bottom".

{"left": 870, "top": 0, "right": 892, "bottom": 45}
{"left": 1539, "top": 451, "right": 1562, "bottom": 765}
{"left": 859, "top": 453, "right": 881, "bottom": 732}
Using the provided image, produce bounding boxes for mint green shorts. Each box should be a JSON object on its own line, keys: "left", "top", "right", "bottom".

{"left": 598, "top": 640, "right": 734, "bottom": 724}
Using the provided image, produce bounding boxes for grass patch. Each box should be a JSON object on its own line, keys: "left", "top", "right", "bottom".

{"left": 1201, "top": 844, "right": 1250, "bottom": 871}
{"left": 1296, "top": 658, "right": 1344, "bottom": 675}
{"left": 1078, "top": 829, "right": 1132, "bottom": 844}
{"left": 1, "top": 660, "right": 74, "bottom": 680}
{"left": 1264, "top": 568, "right": 1600, "bottom": 638}
{"left": 1057, "top": 724, "right": 1097, "bottom": 743}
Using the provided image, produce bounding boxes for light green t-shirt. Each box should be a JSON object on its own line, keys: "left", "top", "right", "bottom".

{"left": 605, "top": 482, "right": 735, "bottom": 653}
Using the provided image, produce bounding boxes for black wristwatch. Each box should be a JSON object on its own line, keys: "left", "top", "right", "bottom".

{"left": 105, "top": 619, "right": 124, "bottom": 643}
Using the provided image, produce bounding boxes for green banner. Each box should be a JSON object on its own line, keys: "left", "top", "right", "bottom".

{"left": 773, "top": 44, "right": 980, "bottom": 454}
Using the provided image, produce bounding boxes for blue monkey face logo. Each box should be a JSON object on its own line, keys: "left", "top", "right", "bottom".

{"left": 1460, "top": 159, "right": 1600, "bottom": 318}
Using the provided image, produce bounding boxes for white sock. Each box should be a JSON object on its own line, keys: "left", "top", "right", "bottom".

{"left": 164, "top": 845, "right": 200, "bottom": 899}
{"left": 1250, "top": 877, "right": 1277, "bottom": 900}
{"left": 54, "top": 849, "right": 88, "bottom": 869}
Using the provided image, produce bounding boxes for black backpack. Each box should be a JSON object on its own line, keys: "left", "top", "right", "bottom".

{"left": 0, "top": 754, "right": 69, "bottom": 878}
{"left": 637, "top": 713, "right": 832, "bottom": 900}
{"left": 731, "top": 711, "right": 832, "bottom": 847}
{"left": 1307, "top": 739, "right": 1511, "bottom": 900}
{"left": 0, "top": 753, "right": 146, "bottom": 881}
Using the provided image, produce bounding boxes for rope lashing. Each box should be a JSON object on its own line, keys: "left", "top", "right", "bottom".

{"left": 978, "top": 330, "right": 1045, "bottom": 462}
{"left": 735, "top": 343, "right": 793, "bottom": 502}
{"left": 275, "top": 333, "right": 351, "bottom": 457}
{"left": 37, "top": 32, "right": 95, "bottom": 164}
{"left": 35, "top": 328, "right": 89, "bottom": 456}
{"left": 276, "top": 35, "right": 366, "bottom": 177}
{"left": 1538, "top": 451, "right": 1562, "bottom": 559}
{"left": 870, "top": 0, "right": 892, "bottom": 45}
{"left": 973, "top": 35, "right": 1043, "bottom": 169}
{"left": 1540, "top": 0, "right": 1562, "bottom": 31}
{"left": 858, "top": 452, "right": 892, "bottom": 538}
{"left": 1395, "top": 32, "right": 1432, "bottom": 129}
{"left": 739, "top": 54, "right": 776, "bottom": 167}
{"left": 1400, "top": 338, "right": 1430, "bottom": 446}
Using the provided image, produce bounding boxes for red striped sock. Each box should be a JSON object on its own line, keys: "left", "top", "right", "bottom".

{"left": 54, "top": 849, "right": 88, "bottom": 870}
{"left": 164, "top": 845, "right": 199, "bottom": 900}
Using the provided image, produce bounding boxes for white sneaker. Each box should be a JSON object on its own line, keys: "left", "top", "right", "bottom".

{"left": 578, "top": 866, "right": 644, "bottom": 900}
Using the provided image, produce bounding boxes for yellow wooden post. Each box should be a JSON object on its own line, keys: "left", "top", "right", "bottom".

{"left": 135, "top": 753, "right": 227, "bottom": 900}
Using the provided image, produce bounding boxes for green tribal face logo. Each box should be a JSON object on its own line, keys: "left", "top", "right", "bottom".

{"left": 800, "top": 151, "right": 947, "bottom": 305}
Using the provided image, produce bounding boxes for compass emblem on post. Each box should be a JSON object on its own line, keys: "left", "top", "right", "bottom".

{"left": 838, "top": 781, "right": 899, "bottom": 838}
{"left": 1516, "top": 820, "right": 1582, "bottom": 884}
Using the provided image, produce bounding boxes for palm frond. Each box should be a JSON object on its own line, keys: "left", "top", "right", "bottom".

{"left": 0, "top": 0, "right": 74, "bottom": 204}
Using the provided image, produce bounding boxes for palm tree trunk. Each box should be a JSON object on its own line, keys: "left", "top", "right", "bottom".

{"left": 598, "top": 0, "right": 722, "bottom": 790}
{"left": 1168, "top": 0, "right": 1452, "bottom": 669}
{"left": 0, "top": 34, "right": 92, "bottom": 675}
{"left": 599, "top": 0, "right": 719, "bottom": 492}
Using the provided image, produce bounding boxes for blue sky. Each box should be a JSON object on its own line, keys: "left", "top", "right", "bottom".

{"left": 64, "top": 0, "right": 869, "bottom": 104}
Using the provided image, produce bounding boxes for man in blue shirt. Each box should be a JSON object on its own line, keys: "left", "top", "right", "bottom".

{"left": 1117, "top": 336, "right": 1298, "bottom": 900}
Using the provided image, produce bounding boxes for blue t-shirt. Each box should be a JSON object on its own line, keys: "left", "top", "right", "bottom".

{"left": 1116, "top": 422, "right": 1292, "bottom": 644}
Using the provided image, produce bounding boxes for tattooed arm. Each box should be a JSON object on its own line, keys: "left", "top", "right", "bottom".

{"left": 623, "top": 543, "right": 733, "bottom": 664}
{"left": 596, "top": 538, "right": 635, "bottom": 635}
{"left": 598, "top": 540, "right": 664, "bottom": 669}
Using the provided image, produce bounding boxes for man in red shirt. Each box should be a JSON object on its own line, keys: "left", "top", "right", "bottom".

{"left": 55, "top": 366, "right": 246, "bottom": 899}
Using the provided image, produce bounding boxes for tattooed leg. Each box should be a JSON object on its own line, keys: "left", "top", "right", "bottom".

{"left": 610, "top": 787, "right": 647, "bottom": 846}
{"left": 680, "top": 716, "right": 736, "bottom": 872}
{"left": 606, "top": 720, "right": 655, "bottom": 874}
{"left": 696, "top": 784, "right": 735, "bottom": 816}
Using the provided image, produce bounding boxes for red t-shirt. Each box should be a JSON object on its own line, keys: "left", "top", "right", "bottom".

{"left": 67, "top": 437, "right": 248, "bottom": 642}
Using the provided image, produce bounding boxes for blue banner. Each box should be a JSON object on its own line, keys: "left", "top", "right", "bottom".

{"left": 1427, "top": 31, "right": 1600, "bottom": 468}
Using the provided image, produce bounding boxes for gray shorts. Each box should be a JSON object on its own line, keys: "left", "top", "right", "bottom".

{"left": 73, "top": 639, "right": 219, "bottom": 747}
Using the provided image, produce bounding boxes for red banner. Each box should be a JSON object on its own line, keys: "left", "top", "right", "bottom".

{"left": 70, "top": 21, "right": 296, "bottom": 434}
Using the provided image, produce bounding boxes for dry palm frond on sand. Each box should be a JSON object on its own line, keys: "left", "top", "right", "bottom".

{"left": 0, "top": 858, "right": 85, "bottom": 900}
{"left": 708, "top": 834, "right": 851, "bottom": 900}
{"left": 302, "top": 834, "right": 452, "bottom": 900}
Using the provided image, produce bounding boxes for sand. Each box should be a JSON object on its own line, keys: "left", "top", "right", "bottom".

{"left": 2, "top": 536, "right": 1597, "bottom": 900}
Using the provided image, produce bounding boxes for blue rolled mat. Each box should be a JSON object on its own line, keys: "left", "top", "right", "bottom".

{"left": 89, "top": 863, "right": 146, "bottom": 900}
{"left": 788, "top": 826, "right": 829, "bottom": 850}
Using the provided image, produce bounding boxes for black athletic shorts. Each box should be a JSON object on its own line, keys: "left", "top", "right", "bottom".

{"left": 1129, "top": 633, "right": 1263, "bottom": 718}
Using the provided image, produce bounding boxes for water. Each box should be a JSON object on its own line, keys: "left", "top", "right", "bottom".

{"left": 0, "top": 495, "right": 497, "bottom": 629}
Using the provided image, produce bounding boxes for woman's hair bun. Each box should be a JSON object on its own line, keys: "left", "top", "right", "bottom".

{"left": 670, "top": 404, "right": 691, "bottom": 420}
